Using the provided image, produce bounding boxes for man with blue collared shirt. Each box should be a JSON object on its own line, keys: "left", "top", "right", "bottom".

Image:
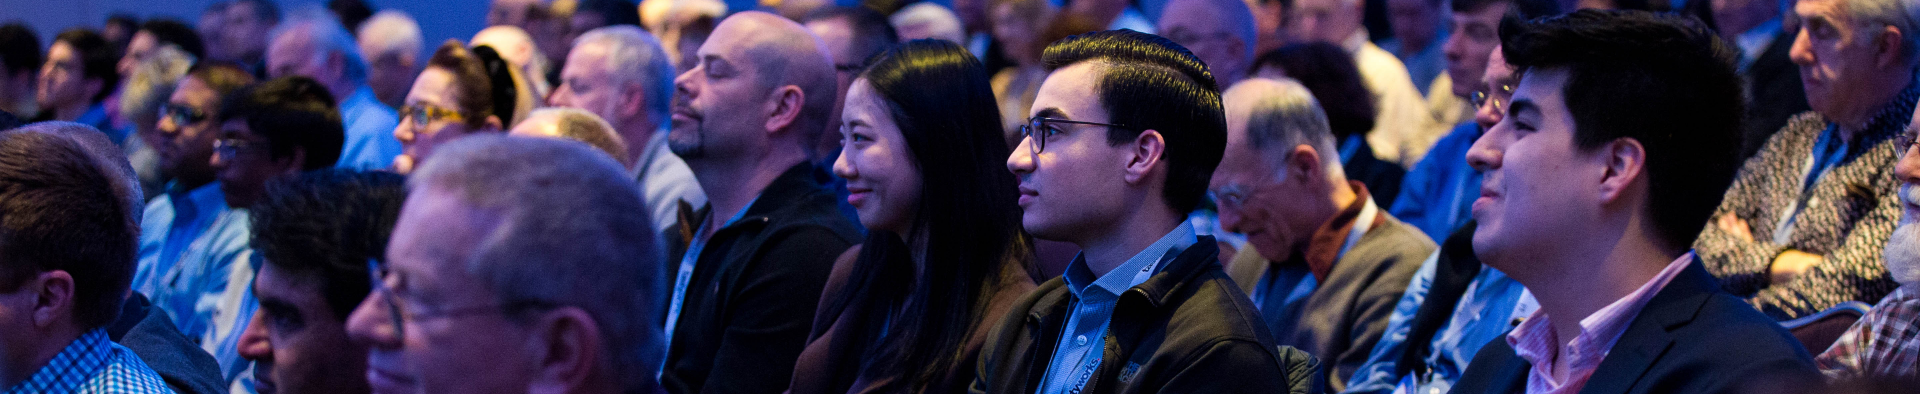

{"left": 1213, "top": 78, "right": 1434, "bottom": 393}
{"left": 970, "top": 30, "right": 1294, "bottom": 394}
{"left": 0, "top": 128, "right": 172, "bottom": 393}
{"left": 265, "top": 13, "right": 401, "bottom": 171}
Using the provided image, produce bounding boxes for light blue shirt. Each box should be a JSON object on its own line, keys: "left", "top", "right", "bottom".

{"left": 1390, "top": 122, "right": 1485, "bottom": 242}
{"left": 132, "top": 181, "right": 258, "bottom": 387}
{"left": 1341, "top": 257, "right": 1536, "bottom": 394}
{"left": 334, "top": 85, "right": 402, "bottom": 170}
{"left": 1037, "top": 222, "right": 1197, "bottom": 394}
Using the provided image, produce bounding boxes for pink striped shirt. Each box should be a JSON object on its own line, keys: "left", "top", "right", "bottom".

{"left": 1504, "top": 252, "right": 1697, "bottom": 394}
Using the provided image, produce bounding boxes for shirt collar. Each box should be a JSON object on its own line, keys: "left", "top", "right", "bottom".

{"left": 1064, "top": 222, "right": 1199, "bottom": 298}
{"left": 1505, "top": 252, "right": 1697, "bottom": 385}
{"left": 7, "top": 329, "right": 113, "bottom": 393}
{"left": 1836, "top": 79, "right": 1920, "bottom": 147}
{"left": 1295, "top": 181, "right": 1379, "bottom": 281}
{"left": 166, "top": 181, "right": 227, "bottom": 220}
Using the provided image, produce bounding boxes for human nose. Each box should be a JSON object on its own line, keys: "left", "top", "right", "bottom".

{"left": 1007, "top": 136, "right": 1037, "bottom": 175}
{"left": 345, "top": 289, "right": 402, "bottom": 349}
{"left": 237, "top": 311, "right": 272, "bottom": 361}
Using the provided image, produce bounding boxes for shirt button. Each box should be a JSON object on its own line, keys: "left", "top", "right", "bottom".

{"left": 1075, "top": 335, "right": 1089, "bottom": 346}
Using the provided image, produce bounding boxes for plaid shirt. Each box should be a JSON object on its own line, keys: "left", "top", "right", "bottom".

{"left": 1817, "top": 287, "right": 1920, "bottom": 379}
{"left": 4, "top": 329, "right": 174, "bottom": 394}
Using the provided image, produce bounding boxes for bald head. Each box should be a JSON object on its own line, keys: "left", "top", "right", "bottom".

{"left": 703, "top": 11, "right": 836, "bottom": 144}
{"left": 510, "top": 107, "right": 633, "bottom": 169}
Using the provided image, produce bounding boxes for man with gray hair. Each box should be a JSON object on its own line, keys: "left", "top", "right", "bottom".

{"left": 550, "top": 25, "right": 706, "bottom": 235}
{"left": 345, "top": 135, "right": 664, "bottom": 394}
{"left": 1695, "top": 0, "right": 1920, "bottom": 320}
{"left": 356, "top": 10, "right": 423, "bottom": 109}
{"left": 267, "top": 12, "right": 402, "bottom": 170}
{"left": 1212, "top": 78, "right": 1433, "bottom": 392}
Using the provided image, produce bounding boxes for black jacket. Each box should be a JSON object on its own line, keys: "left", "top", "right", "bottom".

{"left": 969, "top": 237, "right": 1300, "bottom": 393}
{"left": 1448, "top": 259, "right": 1821, "bottom": 394}
{"left": 1740, "top": 29, "right": 1811, "bottom": 161}
{"left": 107, "top": 292, "right": 226, "bottom": 394}
{"left": 661, "top": 162, "right": 862, "bottom": 394}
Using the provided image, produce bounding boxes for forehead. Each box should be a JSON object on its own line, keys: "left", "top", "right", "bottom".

{"left": 47, "top": 42, "right": 78, "bottom": 61}
{"left": 1032, "top": 61, "right": 1109, "bottom": 120}
{"left": 170, "top": 76, "right": 216, "bottom": 103}
{"left": 1483, "top": 51, "right": 1516, "bottom": 84}
{"left": 219, "top": 118, "right": 260, "bottom": 138}
{"left": 1796, "top": 0, "right": 1852, "bottom": 21}
{"left": 1511, "top": 67, "right": 1569, "bottom": 112}
{"left": 699, "top": 17, "right": 762, "bottom": 60}
{"left": 388, "top": 185, "right": 496, "bottom": 284}
{"left": 563, "top": 42, "right": 612, "bottom": 74}
{"left": 254, "top": 262, "right": 324, "bottom": 299}
{"left": 1160, "top": 0, "right": 1225, "bottom": 29}
{"left": 408, "top": 67, "right": 458, "bottom": 107}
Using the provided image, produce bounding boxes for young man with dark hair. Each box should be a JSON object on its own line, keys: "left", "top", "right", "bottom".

{"left": 0, "top": 129, "right": 171, "bottom": 393}
{"left": 238, "top": 169, "right": 406, "bottom": 394}
{"left": 215, "top": 76, "right": 347, "bottom": 209}
{"left": 1449, "top": 10, "right": 1821, "bottom": 394}
{"left": 0, "top": 24, "right": 40, "bottom": 117}
{"left": 970, "top": 29, "right": 1295, "bottom": 393}
{"left": 37, "top": 29, "right": 120, "bottom": 133}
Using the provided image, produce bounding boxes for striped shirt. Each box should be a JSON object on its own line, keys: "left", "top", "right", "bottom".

{"left": 1505, "top": 253, "right": 1695, "bottom": 394}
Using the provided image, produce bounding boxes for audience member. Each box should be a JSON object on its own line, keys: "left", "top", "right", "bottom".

{"left": 790, "top": 39, "right": 1036, "bottom": 394}
{"left": 104, "top": 14, "right": 140, "bottom": 53}
{"left": 119, "top": 20, "right": 207, "bottom": 81}
{"left": 973, "top": 29, "right": 1296, "bottom": 392}
{"left": 1213, "top": 78, "right": 1434, "bottom": 391}
{"left": 488, "top": 0, "right": 543, "bottom": 27}
{"left": 470, "top": 25, "right": 554, "bottom": 103}
{"left": 1285, "top": 0, "right": 1438, "bottom": 167}
{"left": 989, "top": 0, "right": 1061, "bottom": 145}
{"left": 237, "top": 169, "right": 404, "bottom": 394}
{"left": 803, "top": 6, "right": 900, "bottom": 163}
{"left": 0, "top": 127, "right": 171, "bottom": 393}
{"left": 328, "top": 0, "right": 376, "bottom": 35}
{"left": 222, "top": 0, "right": 284, "bottom": 74}
{"left": 200, "top": 2, "right": 232, "bottom": 63}
{"left": 37, "top": 29, "right": 119, "bottom": 134}
{"left": 1382, "top": 0, "right": 1448, "bottom": 97}
{"left": 1157, "top": 0, "right": 1257, "bottom": 85}
{"left": 1695, "top": 0, "right": 1920, "bottom": 320}
{"left": 890, "top": 3, "right": 967, "bottom": 44}
{"left": 1449, "top": 10, "right": 1821, "bottom": 393}
{"left": 1816, "top": 102, "right": 1920, "bottom": 381}
{"left": 357, "top": 11, "right": 424, "bottom": 109}
{"left": 268, "top": 13, "right": 403, "bottom": 171}
{"left": 391, "top": 40, "right": 508, "bottom": 174}
{"left": 1714, "top": 0, "right": 1809, "bottom": 160}
{"left": 117, "top": 45, "right": 196, "bottom": 200}
{"left": 568, "top": 0, "right": 644, "bottom": 47}
{"left": 344, "top": 135, "right": 667, "bottom": 394}
{"left": 1251, "top": 43, "right": 1408, "bottom": 209}
{"left": 0, "top": 24, "right": 38, "bottom": 118}
{"left": 550, "top": 25, "right": 707, "bottom": 234}
{"left": 508, "top": 106, "right": 631, "bottom": 166}
{"left": 659, "top": 11, "right": 860, "bottom": 394}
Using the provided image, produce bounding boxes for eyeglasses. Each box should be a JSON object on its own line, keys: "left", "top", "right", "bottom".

{"left": 1018, "top": 116, "right": 1137, "bottom": 155}
{"left": 158, "top": 103, "right": 209, "bottom": 126}
{"left": 1898, "top": 125, "right": 1919, "bottom": 154}
{"left": 1210, "top": 183, "right": 1265, "bottom": 209}
{"left": 1469, "top": 82, "right": 1516, "bottom": 114}
{"left": 364, "top": 258, "right": 558, "bottom": 339}
{"left": 213, "top": 138, "right": 259, "bottom": 159}
{"left": 400, "top": 104, "right": 468, "bottom": 128}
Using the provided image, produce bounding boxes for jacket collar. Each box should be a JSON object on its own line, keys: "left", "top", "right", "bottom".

{"left": 1574, "top": 256, "right": 1722, "bottom": 394}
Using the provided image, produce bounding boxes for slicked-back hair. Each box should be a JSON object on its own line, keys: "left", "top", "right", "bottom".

{"left": 427, "top": 40, "right": 496, "bottom": 128}
{"left": 408, "top": 135, "right": 663, "bottom": 392}
{"left": 1040, "top": 29, "right": 1226, "bottom": 215}
{"left": 0, "top": 131, "right": 136, "bottom": 329}
{"left": 251, "top": 169, "right": 405, "bottom": 319}
{"left": 54, "top": 29, "right": 121, "bottom": 104}
{"left": 0, "top": 24, "right": 39, "bottom": 76}
{"left": 140, "top": 19, "right": 207, "bottom": 61}
{"left": 1501, "top": 9, "right": 1745, "bottom": 251}
{"left": 219, "top": 76, "right": 346, "bottom": 170}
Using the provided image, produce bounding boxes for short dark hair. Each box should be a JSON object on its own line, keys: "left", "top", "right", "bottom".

{"left": 1453, "top": 0, "right": 1561, "bottom": 20}
{"left": 251, "top": 169, "right": 406, "bottom": 319}
{"left": 1040, "top": 29, "right": 1226, "bottom": 215}
{"left": 185, "top": 61, "right": 259, "bottom": 118}
{"left": 0, "top": 23, "right": 37, "bottom": 76}
{"left": 1251, "top": 43, "right": 1377, "bottom": 138}
{"left": 54, "top": 29, "right": 120, "bottom": 104}
{"left": 804, "top": 6, "right": 901, "bottom": 68}
{"left": 576, "top": 0, "right": 643, "bottom": 28}
{"left": 139, "top": 19, "right": 207, "bottom": 61}
{"left": 328, "top": 0, "right": 376, "bottom": 34}
{"left": 1501, "top": 9, "right": 1744, "bottom": 251}
{"left": 0, "top": 131, "right": 137, "bottom": 329}
{"left": 427, "top": 40, "right": 496, "bottom": 128}
{"left": 219, "top": 76, "right": 346, "bottom": 170}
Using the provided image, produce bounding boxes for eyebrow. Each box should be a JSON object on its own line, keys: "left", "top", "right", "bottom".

{"left": 1508, "top": 98, "right": 1540, "bottom": 119}
{"left": 1035, "top": 107, "right": 1067, "bottom": 120}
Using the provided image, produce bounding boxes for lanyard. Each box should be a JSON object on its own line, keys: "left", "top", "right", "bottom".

{"left": 1058, "top": 255, "right": 1166, "bottom": 394}
{"left": 661, "top": 199, "right": 757, "bottom": 358}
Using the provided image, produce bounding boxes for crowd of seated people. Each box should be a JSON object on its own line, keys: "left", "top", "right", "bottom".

{"left": 7, "top": 0, "right": 1920, "bottom": 393}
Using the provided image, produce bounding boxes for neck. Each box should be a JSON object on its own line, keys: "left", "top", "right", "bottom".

{"left": 1077, "top": 203, "right": 1184, "bottom": 278}
{"left": 329, "top": 81, "right": 361, "bottom": 106}
{"left": 0, "top": 325, "right": 84, "bottom": 390}
{"left": 1836, "top": 70, "right": 1914, "bottom": 143}
{"left": 689, "top": 146, "right": 807, "bottom": 233}
{"left": 619, "top": 116, "right": 659, "bottom": 168}
{"left": 1511, "top": 215, "right": 1676, "bottom": 348}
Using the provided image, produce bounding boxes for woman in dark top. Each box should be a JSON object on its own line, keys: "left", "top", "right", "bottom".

{"left": 1250, "top": 42, "right": 1407, "bottom": 209}
{"left": 788, "top": 39, "right": 1038, "bottom": 394}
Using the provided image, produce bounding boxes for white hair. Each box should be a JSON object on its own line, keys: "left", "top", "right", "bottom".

{"left": 357, "top": 11, "right": 423, "bottom": 64}
{"left": 1850, "top": 0, "right": 1920, "bottom": 62}
{"left": 1226, "top": 77, "right": 1344, "bottom": 179}
{"left": 573, "top": 25, "right": 676, "bottom": 128}
{"left": 271, "top": 8, "right": 370, "bottom": 85}
{"left": 890, "top": 3, "right": 966, "bottom": 44}
{"left": 118, "top": 45, "right": 196, "bottom": 131}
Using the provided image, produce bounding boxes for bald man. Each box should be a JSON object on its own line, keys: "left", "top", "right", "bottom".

{"left": 1159, "top": 0, "right": 1257, "bottom": 85}
{"left": 509, "top": 107, "right": 633, "bottom": 169}
{"left": 471, "top": 25, "right": 554, "bottom": 101}
{"left": 659, "top": 11, "right": 859, "bottom": 394}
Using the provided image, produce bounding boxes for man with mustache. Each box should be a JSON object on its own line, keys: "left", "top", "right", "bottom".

{"left": 658, "top": 11, "right": 860, "bottom": 394}
{"left": 1814, "top": 107, "right": 1920, "bottom": 380}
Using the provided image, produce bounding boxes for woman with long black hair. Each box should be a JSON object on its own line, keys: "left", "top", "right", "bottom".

{"left": 787, "top": 39, "right": 1037, "bottom": 394}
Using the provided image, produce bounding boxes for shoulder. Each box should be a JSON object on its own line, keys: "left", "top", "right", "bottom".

{"left": 1670, "top": 290, "right": 1817, "bottom": 364}
{"left": 1355, "top": 217, "right": 1440, "bottom": 263}
{"left": 1161, "top": 261, "right": 1277, "bottom": 348}
{"left": 91, "top": 343, "right": 179, "bottom": 393}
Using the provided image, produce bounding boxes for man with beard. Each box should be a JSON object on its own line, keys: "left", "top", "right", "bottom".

{"left": 1814, "top": 108, "right": 1920, "bottom": 380}
{"left": 658, "top": 11, "right": 860, "bottom": 394}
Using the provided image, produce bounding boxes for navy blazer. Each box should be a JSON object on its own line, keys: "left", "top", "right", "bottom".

{"left": 1448, "top": 259, "right": 1821, "bottom": 394}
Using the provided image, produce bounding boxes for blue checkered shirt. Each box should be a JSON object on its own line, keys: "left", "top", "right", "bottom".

{"left": 4, "top": 329, "right": 174, "bottom": 394}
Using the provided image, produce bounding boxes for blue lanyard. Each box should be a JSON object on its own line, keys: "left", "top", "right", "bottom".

{"left": 660, "top": 198, "right": 758, "bottom": 366}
